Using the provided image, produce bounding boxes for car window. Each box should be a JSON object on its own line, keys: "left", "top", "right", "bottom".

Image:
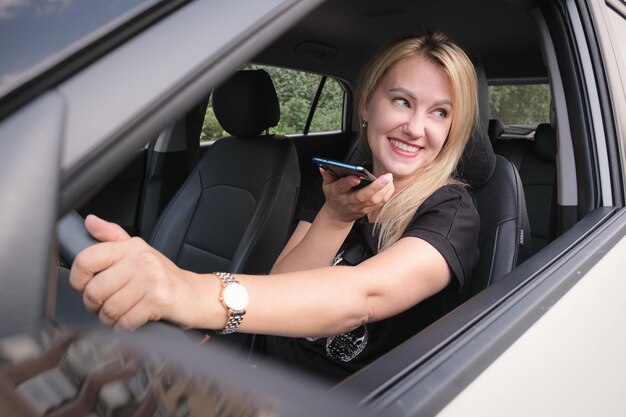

{"left": 0, "top": 0, "right": 160, "bottom": 98}
{"left": 201, "top": 65, "right": 344, "bottom": 141}
{"left": 309, "top": 76, "right": 344, "bottom": 133}
{"left": 488, "top": 83, "right": 552, "bottom": 125}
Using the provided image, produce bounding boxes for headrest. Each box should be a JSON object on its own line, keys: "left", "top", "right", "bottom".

{"left": 457, "top": 56, "right": 497, "bottom": 188}
{"left": 212, "top": 70, "right": 280, "bottom": 138}
{"left": 532, "top": 123, "right": 557, "bottom": 162}
{"left": 488, "top": 118, "right": 505, "bottom": 143}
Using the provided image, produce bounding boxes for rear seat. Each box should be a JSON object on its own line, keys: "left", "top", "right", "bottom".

{"left": 492, "top": 122, "right": 557, "bottom": 252}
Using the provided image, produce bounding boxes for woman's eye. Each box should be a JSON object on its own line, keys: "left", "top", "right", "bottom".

{"left": 393, "top": 98, "right": 410, "bottom": 107}
{"left": 433, "top": 109, "right": 448, "bottom": 118}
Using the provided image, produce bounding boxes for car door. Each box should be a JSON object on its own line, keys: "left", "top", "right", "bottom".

{"left": 334, "top": 0, "right": 626, "bottom": 415}
{"left": 0, "top": 0, "right": 325, "bottom": 333}
{"left": 0, "top": 1, "right": 380, "bottom": 416}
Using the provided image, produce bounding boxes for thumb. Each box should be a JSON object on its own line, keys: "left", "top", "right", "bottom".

{"left": 84, "top": 214, "right": 130, "bottom": 242}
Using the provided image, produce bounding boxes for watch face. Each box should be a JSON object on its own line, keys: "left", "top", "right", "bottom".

{"left": 222, "top": 282, "right": 249, "bottom": 311}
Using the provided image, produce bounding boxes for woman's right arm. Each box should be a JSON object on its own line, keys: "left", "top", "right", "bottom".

{"left": 271, "top": 171, "right": 394, "bottom": 273}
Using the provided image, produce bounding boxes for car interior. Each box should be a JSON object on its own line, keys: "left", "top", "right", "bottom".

{"left": 15, "top": 0, "right": 613, "bottom": 413}
{"left": 51, "top": 0, "right": 606, "bottom": 367}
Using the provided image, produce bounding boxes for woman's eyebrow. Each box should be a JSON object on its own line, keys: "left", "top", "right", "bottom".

{"left": 389, "top": 87, "right": 417, "bottom": 99}
{"left": 389, "top": 87, "right": 452, "bottom": 106}
{"left": 433, "top": 99, "right": 453, "bottom": 106}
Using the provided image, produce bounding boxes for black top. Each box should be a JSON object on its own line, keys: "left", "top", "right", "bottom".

{"left": 263, "top": 182, "right": 480, "bottom": 382}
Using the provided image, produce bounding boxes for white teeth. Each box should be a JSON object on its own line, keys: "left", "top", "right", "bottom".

{"left": 390, "top": 139, "right": 419, "bottom": 153}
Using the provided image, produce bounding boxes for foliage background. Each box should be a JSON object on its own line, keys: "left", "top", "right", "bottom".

{"left": 201, "top": 65, "right": 551, "bottom": 141}
{"left": 201, "top": 65, "right": 343, "bottom": 141}
{"left": 488, "top": 84, "right": 551, "bottom": 125}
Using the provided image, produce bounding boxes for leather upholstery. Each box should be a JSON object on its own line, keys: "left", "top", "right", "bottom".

{"left": 469, "top": 155, "right": 531, "bottom": 294}
{"left": 466, "top": 59, "right": 531, "bottom": 295}
{"left": 212, "top": 70, "right": 280, "bottom": 138}
{"left": 532, "top": 123, "right": 557, "bottom": 162}
{"left": 493, "top": 123, "right": 557, "bottom": 252}
{"left": 457, "top": 56, "right": 496, "bottom": 188}
{"left": 488, "top": 118, "right": 505, "bottom": 142}
{"left": 150, "top": 70, "right": 300, "bottom": 275}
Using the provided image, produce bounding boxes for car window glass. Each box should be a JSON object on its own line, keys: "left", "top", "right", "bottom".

{"left": 488, "top": 83, "right": 551, "bottom": 125}
{"left": 0, "top": 0, "right": 159, "bottom": 97}
{"left": 201, "top": 98, "right": 225, "bottom": 141}
{"left": 309, "top": 77, "right": 344, "bottom": 133}
{"left": 201, "top": 65, "right": 344, "bottom": 141}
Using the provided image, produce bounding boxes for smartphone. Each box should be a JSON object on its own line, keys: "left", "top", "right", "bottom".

{"left": 312, "top": 157, "right": 377, "bottom": 188}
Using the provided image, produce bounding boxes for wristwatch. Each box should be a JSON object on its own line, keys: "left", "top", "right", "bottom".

{"left": 214, "top": 272, "right": 249, "bottom": 335}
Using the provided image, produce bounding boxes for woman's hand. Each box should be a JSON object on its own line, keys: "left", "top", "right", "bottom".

{"left": 320, "top": 168, "right": 394, "bottom": 223}
{"left": 69, "top": 215, "right": 204, "bottom": 331}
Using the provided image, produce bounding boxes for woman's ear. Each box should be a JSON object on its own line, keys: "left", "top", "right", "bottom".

{"left": 360, "top": 108, "right": 368, "bottom": 125}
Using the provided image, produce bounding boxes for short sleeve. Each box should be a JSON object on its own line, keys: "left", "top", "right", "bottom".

{"left": 402, "top": 185, "right": 480, "bottom": 292}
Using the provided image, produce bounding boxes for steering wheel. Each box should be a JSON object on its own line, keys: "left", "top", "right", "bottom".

{"left": 55, "top": 212, "right": 206, "bottom": 341}
{"left": 57, "top": 211, "right": 100, "bottom": 267}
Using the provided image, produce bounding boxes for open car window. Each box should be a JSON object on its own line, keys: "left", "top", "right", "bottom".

{"left": 0, "top": 0, "right": 625, "bottom": 415}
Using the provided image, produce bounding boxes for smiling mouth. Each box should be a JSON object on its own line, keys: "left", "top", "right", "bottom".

{"left": 389, "top": 138, "right": 420, "bottom": 153}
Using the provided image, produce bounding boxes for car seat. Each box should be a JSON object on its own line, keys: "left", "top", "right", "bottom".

{"left": 493, "top": 123, "right": 557, "bottom": 252}
{"left": 459, "top": 59, "right": 532, "bottom": 296}
{"left": 149, "top": 70, "right": 300, "bottom": 275}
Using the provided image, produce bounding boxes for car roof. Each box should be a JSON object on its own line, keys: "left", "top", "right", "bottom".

{"left": 255, "top": 0, "right": 545, "bottom": 83}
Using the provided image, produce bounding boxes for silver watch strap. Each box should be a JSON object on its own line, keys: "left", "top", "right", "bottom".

{"left": 214, "top": 272, "right": 246, "bottom": 335}
{"left": 215, "top": 271, "right": 236, "bottom": 284}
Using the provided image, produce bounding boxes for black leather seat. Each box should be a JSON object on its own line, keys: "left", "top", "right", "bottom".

{"left": 493, "top": 123, "right": 557, "bottom": 252}
{"left": 459, "top": 59, "right": 532, "bottom": 296}
{"left": 150, "top": 70, "right": 300, "bottom": 275}
{"left": 488, "top": 118, "right": 505, "bottom": 142}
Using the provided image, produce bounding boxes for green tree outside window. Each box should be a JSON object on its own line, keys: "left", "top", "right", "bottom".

{"left": 488, "top": 84, "right": 551, "bottom": 125}
{"left": 201, "top": 65, "right": 344, "bottom": 141}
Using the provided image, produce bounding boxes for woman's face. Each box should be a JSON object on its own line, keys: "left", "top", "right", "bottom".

{"left": 363, "top": 55, "right": 453, "bottom": 190}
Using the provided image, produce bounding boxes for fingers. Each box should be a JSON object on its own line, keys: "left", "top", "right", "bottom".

{"left": 353, "top": 173, "right": 394, "bottom": 204}
{"left": 319, "top": 167, "right": 334, "bottom": 184}
{"left": 85, "top": 214, "right": 130, "bottom": 242}
{"left": 99, "top": 267, "right": 180, "bottom": 330}
{"left": 70, "top": 239, "right": 132, "bottom": 293}
{"left": 321, "top": 171, "right": 395, "bottom": 222}
{"left": 68, "top": 215, "right": 194, "bottom": 331}
{"left": 381, "top": 180, "right": 395, "bottom": 202}
{"left": 70, "top": 235, "right": 150, "bottom": 297}
{"left": 71, "top": 237, "right": 186, "bottom": 329}
{"left": 319, "top": 168, "right": 361, "bottom": 190}
{"left": 113, "top": 304, "right": 153, "bottom": 331}
{"left": 81, "top": 266, "right": 131, "bottom": 314}
{"left": 97, "top": 278, "right": 147, "bottom": 328}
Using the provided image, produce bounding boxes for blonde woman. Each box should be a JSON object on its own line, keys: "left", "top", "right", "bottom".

{"left": 70, "top": 32, "right": 480, "bottom": 381}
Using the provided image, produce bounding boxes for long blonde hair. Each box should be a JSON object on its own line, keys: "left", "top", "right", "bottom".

{"left": 355, "top": 32, "right": 478, "bottom": 251}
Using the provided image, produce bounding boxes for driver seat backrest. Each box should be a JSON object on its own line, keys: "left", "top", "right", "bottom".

{"left": 149, "top": 70, "right": 300, "bottom": 275}
{"left": 459, "top": 58, "right": 532, "bottom": 296}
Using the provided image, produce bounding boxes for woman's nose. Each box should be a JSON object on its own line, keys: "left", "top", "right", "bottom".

{"left": 403, "top": 112, "right": 425, "bottom": 138}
